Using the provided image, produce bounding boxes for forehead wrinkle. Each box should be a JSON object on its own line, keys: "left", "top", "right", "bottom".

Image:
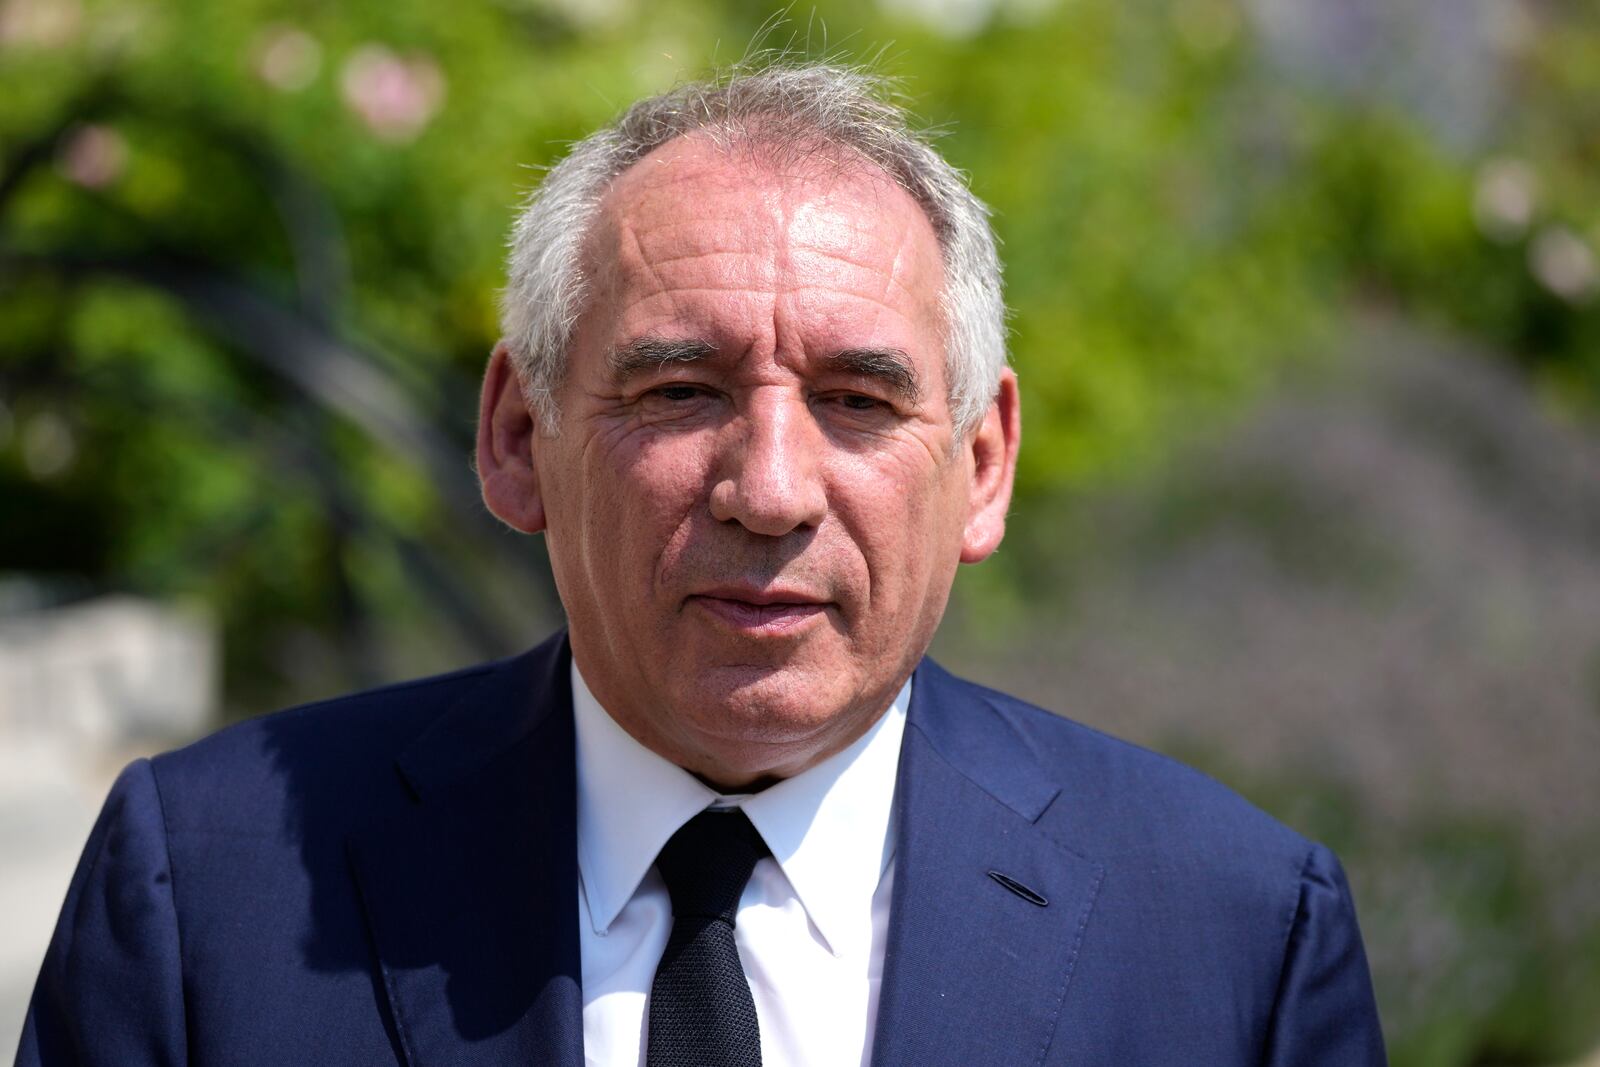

{"left": 598, "top": 137, "right": 946, "bottom": 387}
{"left": 774, "top": 286, "right": 923, "bottom": 343}
{"left": 602, "top": 131, "right": 942, "bottom": 275}
{"left": 611, "top": 203, "right": 783, "bottom": 303}
{"left": 881, "top": 223, "right": 912, "bottom": 314}
{"left": 626, "top": 248, "right": 763, "bottom": 272}
{"left": 785, "top": 245, "right": 931, "bottom": 316}
{"left": 614, "top": 209, "right": 673, "bottom": 300}
{"left": 628, "top": 215, "right": 775, "bottom": 258}
{"left": 608, "top": 207, "right": 734, "bottom": 345}
{"left": 782, "top": 174, "right": 943, "bottom": 325}
{"left": 612, "top": 137, "right": 931, "bottom": 292}
{"left": 877, "top": 188, "right": 945, "bottom": 326}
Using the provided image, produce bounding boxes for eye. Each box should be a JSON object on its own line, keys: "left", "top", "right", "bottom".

{"left": 834, "top": 393, "right": 887, "bottom": 412}
{"left": 635, "top": 383, "right": 719, "bottom": 422}
{"left": 653, "top": 384, "right": 705, "bottom": 402}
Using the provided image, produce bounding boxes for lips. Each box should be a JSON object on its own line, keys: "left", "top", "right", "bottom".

{"left": 686, "top": 587, "right": 832, "bottom": 634}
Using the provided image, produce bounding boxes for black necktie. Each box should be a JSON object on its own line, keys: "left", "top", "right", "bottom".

{"left": 646, "top": 808, "right": 769, "bottom": 1067}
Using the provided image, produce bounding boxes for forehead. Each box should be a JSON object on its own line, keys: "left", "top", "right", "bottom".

{"left": 582, "top": 133, "right": 947, "bottom": 344}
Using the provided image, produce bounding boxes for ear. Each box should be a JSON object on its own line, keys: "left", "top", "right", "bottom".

{"left": 476, "top": 341, "right": 546, "bottom": 534}
{"left": 959, "top": 369, "right": 1021, "bottom": 564}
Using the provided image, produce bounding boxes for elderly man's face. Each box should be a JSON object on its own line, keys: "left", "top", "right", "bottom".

{"left": 479, "top": 134, "right": 1018, "bottom": 787}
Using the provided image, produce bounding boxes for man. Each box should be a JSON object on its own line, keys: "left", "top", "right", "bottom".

{"left": 19, "top": 63, "right": 1385, "bottom": 1066}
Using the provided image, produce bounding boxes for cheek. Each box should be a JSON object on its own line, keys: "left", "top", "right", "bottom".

{"left": 590, "top": 431, "right": 715, "bottom": 571}
{"left": 840, "top": 452, "right": 966, "bottom": 603}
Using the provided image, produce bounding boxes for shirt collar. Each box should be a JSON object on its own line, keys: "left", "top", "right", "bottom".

{"left": 571, "top": 660, "right": 908, "bottom": 959}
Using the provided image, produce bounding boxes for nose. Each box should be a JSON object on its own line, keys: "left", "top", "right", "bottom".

{"left": 709, "top": 392, "right": 828, "bottom": 536}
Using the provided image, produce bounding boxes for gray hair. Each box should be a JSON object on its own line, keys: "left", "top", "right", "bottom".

{"left": 499, "top": 62, "right": 1008, "bottom": 434}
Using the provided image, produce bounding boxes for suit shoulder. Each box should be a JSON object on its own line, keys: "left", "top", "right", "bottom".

{"left": 929, "top": 664, "right": 1315, "bottom": 867}
{"left": 148, "top": 658, "right": 504, "bottom": 824}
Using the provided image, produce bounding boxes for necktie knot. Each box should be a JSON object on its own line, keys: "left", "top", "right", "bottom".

{"left": 655, "top": 809, "right": 769, "bottom": 923}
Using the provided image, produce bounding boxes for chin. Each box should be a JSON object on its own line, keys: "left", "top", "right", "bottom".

{"left": 674, "top": 661, "right": 857, "bottom": 747}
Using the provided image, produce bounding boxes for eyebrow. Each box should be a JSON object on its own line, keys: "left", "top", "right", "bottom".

{"left": 607, "top": 336, "right": 720, "bottom": 380}
{"left": 606, "top": 336, "right": 923, "bottom": 406}
{"left": 825, "top": 347, "right": 923, "bottom": 406}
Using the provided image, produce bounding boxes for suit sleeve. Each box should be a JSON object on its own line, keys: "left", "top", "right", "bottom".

{"left": 15, "top": 759, "right": 188, "bottom": 1067}
{"left": 1260, "top": 844, "right": 1387, "bottom": 1067}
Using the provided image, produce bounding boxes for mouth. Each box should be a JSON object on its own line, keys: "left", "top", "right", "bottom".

{"left": 686, "top": 587, "right": 832, "bottom": 635}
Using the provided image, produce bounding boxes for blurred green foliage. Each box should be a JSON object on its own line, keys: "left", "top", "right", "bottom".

{"left": 3, "top": 0, "right": 1599, "bottom": 1060}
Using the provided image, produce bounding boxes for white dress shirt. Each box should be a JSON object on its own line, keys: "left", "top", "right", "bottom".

{"left": 571, "top": 662, "right": 908, "bottom": 1067}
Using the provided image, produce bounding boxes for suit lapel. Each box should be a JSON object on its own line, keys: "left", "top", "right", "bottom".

{"left": 872, "top": 660, "right": 1105, "bottom": 1067}
{"left": 348, "top": 635, "right": 583, "bottom": 1067}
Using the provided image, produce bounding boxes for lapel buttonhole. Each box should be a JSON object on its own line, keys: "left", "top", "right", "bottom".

{"left": 987, "top": 869, "right": 1048, "bottom": 907}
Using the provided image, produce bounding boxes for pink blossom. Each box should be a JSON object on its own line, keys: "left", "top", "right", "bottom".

{"left": 56, "top": 123, "right": 127, "bottom": 189}
{"left": 339, "top": 44, "right": 446, "bottom": 143}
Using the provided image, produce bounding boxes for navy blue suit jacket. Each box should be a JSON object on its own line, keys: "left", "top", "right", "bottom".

{"left": 19, "top": 631, "right": 1385, "bottom": 1065}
